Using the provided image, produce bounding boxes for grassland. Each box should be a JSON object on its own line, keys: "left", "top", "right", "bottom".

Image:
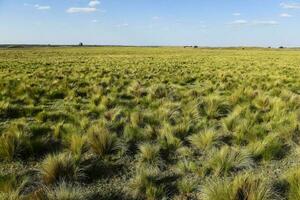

{"left": 0, "top": 47, "right": 299, "bottom": 200}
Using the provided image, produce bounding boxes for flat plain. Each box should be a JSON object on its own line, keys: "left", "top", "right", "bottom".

{"left": 0, "top": 47, "right": 299, "bottom": 200}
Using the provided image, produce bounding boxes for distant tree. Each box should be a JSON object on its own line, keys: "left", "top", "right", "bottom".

{"left": 79, "top": 42, "right": 83, "bottom": 46}
{"left": 193, "top": 46, "right": 198, "bottom": 48}
{"left": 279, "top": 46, "right": 284, "bottom": 49}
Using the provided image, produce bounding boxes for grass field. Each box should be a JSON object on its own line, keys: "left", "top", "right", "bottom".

{"left": 0, "top": 47, "right": 299, "bottom": 200}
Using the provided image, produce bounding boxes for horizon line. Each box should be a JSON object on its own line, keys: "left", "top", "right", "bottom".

{"left": 0, "top": 44, "right": 299, "bottom": 49}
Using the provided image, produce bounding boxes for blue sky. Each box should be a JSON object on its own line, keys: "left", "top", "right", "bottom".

{"left": 1, "top": 0, "right": 300, "bottom": 46}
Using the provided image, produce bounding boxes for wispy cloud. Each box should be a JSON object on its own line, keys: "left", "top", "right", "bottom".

{"left": 67, "top": 7, "right": 97, "bottom": 13}
{"left": 115, "top": 23, "right": 129, "bottom": 28}
{"left": 280, "top": 13, "right": 292, "bottom": 17}
{"left": 199, "top": 24, "right": 207, "bottom": 29}
{"left": 67, "top": 0, "right": 101, "bottom": 14}
{"left": 232, "top": 13, "right": 241, "bottom": 16}
{"left": 229, "top": 19, "right": 248, "bottom": 25}
{"left": 92, "top": 19, "right": 98, "bottom": 23}
{"left": 152, "top": 16, "right": 160, "bottom": 20}
{"left": 89, "top": 0, "right": 100, "bottom": 7}
{"left": 252, "top": 20, "right": 279, "bottom": 25}
{"left": 229, "top": 20, "right": 279, "bottom": 26}
{"left": 34, "top": 4, "right": 51, "bottom": 10}
{"left": 280, "top": 2, "right": 300, "bottom": 9}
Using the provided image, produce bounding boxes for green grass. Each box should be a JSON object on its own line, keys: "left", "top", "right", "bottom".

{"left": 43, "top": 182, "right": 87, "bottom": 200}
{"left": 188, "top": 129, "right": 220, "bottom": 151}
{"left": 0, "top": 47, "right": 299, "bottom": 199}
{"left": 86, "top": 122, "right": 119, "bottom": 157}
{"left": 199, "top": 172, "right": 274, "bottom": 200}
{"left": 40, "top": 152, "right": 85, "bottom": 185}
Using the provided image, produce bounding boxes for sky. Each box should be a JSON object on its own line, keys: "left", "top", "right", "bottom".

{"left": 1, "top": 0, "right": 300, "bottom": 46}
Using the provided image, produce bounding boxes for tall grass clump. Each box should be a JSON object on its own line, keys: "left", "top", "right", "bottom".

{"left": 128, "top": 169, "right": 165, "bottom": 200}
{"left": 123, "top": 124, "right": 145, "bottom": 151}
{"left": 43, "top": 182, "right": 87, "bottom": 200}
{"left": 206, "top": 146, "right": 254, "bottom": 176}
{"left": 283, "top": 167, "right": 300, "bottom": 200}
{"left": 40, "top": 152, "right": 84, "bottom": 185}
{"left": 136, "top": 143, "right": 163, "bottom": 171}
{"left": 175, "top": 159, "right": 197, "bottom": 175}
{"left": 246, "top": 134, "right": 287, "bottom": 161}
{"left": 176, "top": 177, "right": 197, "bottom": 199}
{"left": 221, "top": 105, "right": 244, "bottom": 132}
{"left": 0, "top": 174, "right": 29, "bottom": 200}
{"left": 87, "top": 123, "right": 119, "bottom": 157}
{"left": 188, "top": 129, "right": 219, "bottom": 151}
{"left": 252, "top": 94, "right": 271, "bottom": 112}
{"left": 149, "top": 84, "right": 168, "bottom": 99}
{"left": 202, "top": 94, "right": 231, "bottom": 119}
{"left": 199, "top": 173, "right": 274, "bottom": 200}
{"left": 104, "top": 107, "right": 127, "bottom": 131}
{"left": 199, "top": 178, "right": 231, "bottom": 200}
{"left": 0, "top": 122, "right": 31, "bottom": 161}
{"left": 67, "top": 134, "right": 86, "bottom": 160}
{"left": 158, "top": 123, "right": 182, "bottom": 160}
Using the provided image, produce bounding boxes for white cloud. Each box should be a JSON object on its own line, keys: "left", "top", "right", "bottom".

{"left": 280, "top": 13, "right": 292, "bottom": 17}
{"left": 89, "top": 0, "right": 100, "bottom": 7}
{"left": 34, "top": 4, "right": 51, "bottom": 10}
{"left": 280, "top": 2, "right": 300, "bottom": 9}
{"left": 229, "top": 20, "right": 248, "bottom": 25}
{"left": 229, "top": 20, "right": 279, "bottom": 26}
{"left": 67, "top": 0, "right": 101, "bottom": 14}
{"left": 92, "top": 19, "right": 98, "bottom": 23}
{"left": 67, "top": 7, "right": 97, "bottom": 13}
{"left": 152, "top": 16, "right": 160, "bottom": 20}
{"left": 232, "top": 13, "right": 241, "bottom": 16}
{"left": 252, "top": 20, "right": 279, "bottom": 25}
{"left": 115, "top": 23, "right": 129, "bottom": 28}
